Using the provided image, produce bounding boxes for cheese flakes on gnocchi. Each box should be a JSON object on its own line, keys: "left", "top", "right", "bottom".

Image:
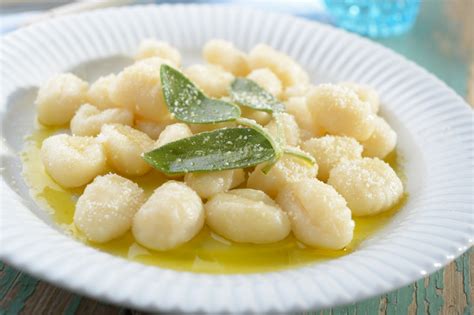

{"left": 71, "top": 104, "right": 133, "bottom": 136}
{"left": 328, "top": 157, "right": 403, "bottom": 216}
{"left": 74, "top": 174, "right": 145, "bottom": 243}
{"left": 30, "top": 39, "right": 405, "bottom": 257}
{"left": 205, "top": 189, "right": 291, "bottom": 244}
{"left": 132, "top": 181, "right": 204, "bottom": 250}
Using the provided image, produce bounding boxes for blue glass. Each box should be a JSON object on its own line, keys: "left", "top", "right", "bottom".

{"left": 324, "top": 0, "right": 421, "bottom": 37}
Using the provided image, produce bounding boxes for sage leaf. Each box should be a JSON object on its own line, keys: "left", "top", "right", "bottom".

{"left": 283, "top": 147, "right": 316, "bottom": 166}
{"left": 236, "top": 117, "right": 283, "bottom": 174}
{"left": 230, "top": 78, "right": 285, "bottom": 113}
{"left": 160, "top": 64, "right": 241, "bottom": 124}
{"left": 143, "top": 127, "right": 276, "bottom": 174}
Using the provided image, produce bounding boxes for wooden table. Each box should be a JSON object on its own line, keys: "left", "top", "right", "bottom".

{"left": 1, "top": 0, "right": 472, "bottom": 314}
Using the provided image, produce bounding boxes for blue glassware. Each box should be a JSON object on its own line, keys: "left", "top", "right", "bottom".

{"left": 324, "top": 0, "right": 421, "bottom": 38}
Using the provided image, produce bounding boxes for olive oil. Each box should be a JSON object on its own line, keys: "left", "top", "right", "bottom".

{"left": 21, "top": 126, "right": 407, "bottom": 274}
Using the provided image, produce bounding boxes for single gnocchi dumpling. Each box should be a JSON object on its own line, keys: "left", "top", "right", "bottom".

{"left": 184, "top": 169, "right": 245, "bottom": 199}
{"left": 307, "top": 84, "right": 376, "bottom": 141}
{"left": 247, "top": 154, "right": 318, "bottom": 198}
{"left": 74, "top": 174, "right": 145, "bottom": 243}
{"left": 339, "top": 82, "right": 380, "bottom": 113}
{"left": 284, "top": 96, "right": 325, "bottom": 140}
{"left": 135, "top": 39, "right": 181, "bottom": 66}
{"left": 239, "top": 107, "right": 272, "bottom": 126}
{"left": 87, "top": 74, "right": 118, "bottom": 110}
{"left": 246, "top": 68, "right": 282, "bottom": 98}
{"left": 277, "top": 178, "right": 354, "bottom": 249}
{"left": 203, "top": 39, "right": 249, "bottom": 76}
{"left": 70, "top": 104, "right": 134, "bottom": 136}
{"left": 248, "top": 44, "right": 309, "bottom": 88}
{"left": 264, "top": 113, "right": 300, "bottom": 146}
{"left": 35, "top": 73, "right": 88, "bottom": 126}
{"left": 328, "top": 157, "right": 403, "bottom": 216}
{"left": 184, "top": 64, "right": 234, "bottom": 98}
{"left": 110, "top": 57, "right": 173, "bottom": 122}
{"left": 302, "top": 135, "right": 363, "bottom": 182}
{"left": 132, "top": 181, "right": 204, "bottom": 250}
{"left": 283, "top": 84, "right": 312, "bottom": 99}
{"left": 40, "top": 134, "right": 107, "bottom": 187}
{"left": 360, "top": 116, "right": 397, "bottom": 159}
{"left": 99, "top": 124, "right": 155, "bottom": 176}
{"left": 155, "top": 123, "right": 193, "bottom": 148}
{"left": 135, "top": 119, "right": 172, "bottom": 140}
{"left": 205, "top": 189, "right": 291, "bottom": 244}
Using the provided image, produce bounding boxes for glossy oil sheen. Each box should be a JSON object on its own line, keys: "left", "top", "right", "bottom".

{"left": 21, "top": 126, "right": 407, "bottom": 274}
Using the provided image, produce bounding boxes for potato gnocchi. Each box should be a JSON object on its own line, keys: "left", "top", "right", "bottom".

{"left": 74, "top": 174, "right": 145, "bottom": 243}
{"left": 135, "top": 39, "right": 181, "bottom": 66}
{"left": 184, "top": 64, "right": 234, "bottom": 98}
{"left": 302, "top": 135, "right": 363, "bottom": 182}
{"left": 28, "top": 39, "right": 405, "bottom": 261}
{"left": 40, "top": 134, "right": 107, "bottom": 188}
{"left": 35, "top": 73, "right": 88, "bottom": 126}
{"left": 70, "top": 104, "right": 133, "bottom": 136}
{"left": 99, "top": 124, "right": 154, "bottom": 176}
{"left": 205, "top": 189, "right": 291, "bottom": 244}
{"left": 132, "top": 181, "right": 204, "bottom": 250}
{"left": 277, "top": 178, "right": 354, "bottom": 249}
{"left": 307, "top": 84, "right": 376, "bottom": 141}
{"left": 328, "top": 158, "right": 403, "bottom": 216}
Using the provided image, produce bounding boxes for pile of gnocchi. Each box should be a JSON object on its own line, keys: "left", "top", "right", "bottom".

{"left": 35, "top": 39, "right": 403, "bottom": 252}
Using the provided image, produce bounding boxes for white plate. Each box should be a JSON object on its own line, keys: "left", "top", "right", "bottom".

{"left": 0, "top": 4, "right": 473, "bottom": 313}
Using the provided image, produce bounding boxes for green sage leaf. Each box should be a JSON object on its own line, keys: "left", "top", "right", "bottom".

{"left": 160, "top": 64, "right": 241, "bottom": 124}
{"left": 143, "top": 127, "right": 276, "bottom": 174}
{"left": 283, "top": 147, "right": 316, "bottom": 166}
{"left": 230, "top": 78, "right": 285, "bottom": 113}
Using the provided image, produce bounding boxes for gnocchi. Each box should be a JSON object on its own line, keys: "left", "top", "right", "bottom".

{"left": 134, "top": 119, "right": 172, "bottom": 140}
{"left": 360, "top": 116, "right": 397, "bottom": 159}
{"left": 74, "top": 174, "right": 145, "bottom": 243}
{"left": 87, "top": 74, "right": 118, "bottom": 110}
{"left": 132, "top": 181, "right": 204, "bottom": 250}
{"left": 328, "top": 157, "right": 403, "bottom": 216}
{"left": 99, "top": 124, "right": 154, "bottom": 176}
{"left": 246, "top": 68, "right": 282, "bottom": 98}
{"left": 184, "top": 64, "right": 234, "bottom": 98}
{"left": 155, "top": 123, "right": 193, "bottom": 148}
{"left": 307, "top": 84, "right": 375, "bottom": 141}
{"left": 185, "top": 169, "right": 245, "bottom": 199}
{"left": 70, "top": 104, "right": 134, "bottom": 136}
{"left": 40, "top": 134, "right": 107, "bottom": 187}
{"left": 247, "top": 154, "right": 318, "bottom": 198}
{"left": 110, "top": 57, "right": 173, "bottom": 121}
{"left": 135, "top": 39, "right": 181, "bottom": 66}
{"left": 248, "top": 44, "right": 309, "bottom": 88}
{"left": 239, "top": 107, "right": 272, "bottom": 126}
{"left": 340, "top": 82, "right": 380, "bottom": 113}
{"left": 284, "top": 96, "right": 325, "bottom": 140}
{"left": 35, "top": 73, "right": 88, "bottom": 126}
{"left": 264, "top": 113, "right": 300, "bottom": 146}
{"left": 283, "top": 84, "right": 312, "bottom": 99}
{"left": 302, "top": 135, "right": 363, "bottom": 182}
{"left": 205, "top": 189, "right": 291, "bottom": 243}
{"left": 203, "top": 39, "right": 249, "bottom": 76}
{"left": 28, "top": 40, "right": 406, "bottom": 261}
{"left": 277, "top": 178, "right": 354, "bottom": 249}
